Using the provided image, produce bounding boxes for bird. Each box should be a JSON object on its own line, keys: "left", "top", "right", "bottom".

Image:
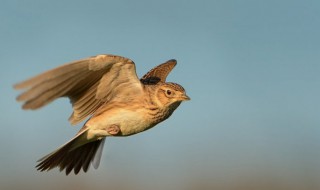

{"left": 14, "top": 54, "right": 190, "bottom": 175}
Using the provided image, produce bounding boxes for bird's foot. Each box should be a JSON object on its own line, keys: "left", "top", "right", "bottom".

{"left": 107, "top": 125, "right": 121, "bottom": 135}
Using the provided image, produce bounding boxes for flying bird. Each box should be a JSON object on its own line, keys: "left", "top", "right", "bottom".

{"left": 14, "top": 54, "right": 190, "bottom": 175}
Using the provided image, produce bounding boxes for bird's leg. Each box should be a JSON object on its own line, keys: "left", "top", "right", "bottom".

{"left": 106, "top": 124, "right": 121, "bottom": 135}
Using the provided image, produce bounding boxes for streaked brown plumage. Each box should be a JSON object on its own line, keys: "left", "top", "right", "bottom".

{"left": 14, "top": 54, "right": 190, "bottom": 175}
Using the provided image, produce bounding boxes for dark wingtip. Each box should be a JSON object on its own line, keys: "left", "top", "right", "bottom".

{"left": 168, "top": 59, "right": 177, "bottom": 62}
{"left": 167, "top": 59, "right": 177, "bottom": 65}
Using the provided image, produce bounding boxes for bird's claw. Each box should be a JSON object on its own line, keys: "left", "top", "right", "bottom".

{"left": 107, "top": 125, "right": 121, "bottom": 135}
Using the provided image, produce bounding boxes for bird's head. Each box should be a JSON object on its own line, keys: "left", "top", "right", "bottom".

{"left": 155, "top": 82, "right": 190, "bottom": 109}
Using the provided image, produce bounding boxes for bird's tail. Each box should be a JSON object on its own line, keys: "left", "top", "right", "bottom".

{"left": 36, "top": 129, "right": 106, "bottom": 175}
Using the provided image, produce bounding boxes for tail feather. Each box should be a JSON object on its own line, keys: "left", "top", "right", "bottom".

{"left": 36, "top": 130, "right": 106, "bottom": 175}
{"left": 92, "top": 138, "right": 106, "bottom": 169}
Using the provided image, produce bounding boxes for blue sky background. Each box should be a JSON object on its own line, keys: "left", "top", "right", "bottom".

{"left": 1, "top": 0, "right": 320, "bottom": 189}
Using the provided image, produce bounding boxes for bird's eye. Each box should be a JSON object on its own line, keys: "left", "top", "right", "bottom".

{"left": 166, "top": 90, "right": 172, "bottom": 95}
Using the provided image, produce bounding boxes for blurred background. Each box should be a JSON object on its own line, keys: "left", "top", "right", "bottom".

{"left": 1, "top": 0, "right": 320, "bottom": 190}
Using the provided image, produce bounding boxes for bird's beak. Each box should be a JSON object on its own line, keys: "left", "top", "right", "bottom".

{"left": 180, "top": 94, "right": 191, "bottom": 101}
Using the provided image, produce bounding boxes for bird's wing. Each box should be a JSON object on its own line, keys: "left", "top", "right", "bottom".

{"left": 140, "top": 59, "right": 177, "bottom": 84}
{"left": 14, "top": 54, "right": 143, "bottom": 125}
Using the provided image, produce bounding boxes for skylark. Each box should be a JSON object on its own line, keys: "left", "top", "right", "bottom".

{"left": 14, "top": 54, "right": 190, "bottom": 175}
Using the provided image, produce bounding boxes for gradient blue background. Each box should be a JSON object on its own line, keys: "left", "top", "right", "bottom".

{"left": 1, "top": 0, "right": 320, "bottom": 189}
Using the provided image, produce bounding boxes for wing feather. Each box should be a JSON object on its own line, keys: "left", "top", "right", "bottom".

{"left": 140, "top": 59, "right": 177, "bottom": 84}
{"left": 14, "top": 54, "right": 143, "bottom": 125}
{"left": 16, "top": 69, "right": 86, "bottom": 102}
{"left": 14, "top": 59, "right": 89, "bottom": 89}
{"left": 19, "top": 70, "right": 90, "bottom": 109}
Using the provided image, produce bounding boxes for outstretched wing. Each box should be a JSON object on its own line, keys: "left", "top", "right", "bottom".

{"left": 14, "top": 54, "right": 143, "bottom": 125}
{"left": 140, "top": 59, "right": 177, "bottom": 84}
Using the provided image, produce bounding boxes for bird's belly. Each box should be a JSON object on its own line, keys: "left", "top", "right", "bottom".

{"left": 87, "top": 109, "right": 153, "bottom": 137}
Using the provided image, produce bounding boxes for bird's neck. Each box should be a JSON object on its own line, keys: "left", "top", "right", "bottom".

{"left": 143, "top": 85, "right": 181, "bottom": 124}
